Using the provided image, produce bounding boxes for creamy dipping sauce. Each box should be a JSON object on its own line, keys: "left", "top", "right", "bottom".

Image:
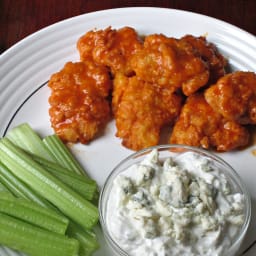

{"left": 106, "top": 149, "right": 245, "bottom": 256}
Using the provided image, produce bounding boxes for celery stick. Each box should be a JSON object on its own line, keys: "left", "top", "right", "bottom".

{"left": 0, "top": 212, "right": 79, "bottom": 256}
{"left": 0, "top": 138, "right": 98, "bottom": 230}
{"left": 0, "top": 162, "right": 54, "bottom": 208}
{"left": 30, "top": 152, "right": 87, "bottom": 176}
{"left": 6, "top": 123, "right": 55, "bottom": 162}
{"left": 67, "top": 221, "right": 100, "bottom": 256}
{"left": 30, "top": 153, "right": 98, "bottom": 201}
{"left": 2, "top": 125, "right": 100, "bottom": 254}
{"left": 0, "top": 180, "right": 9, "bottom": 193}
{"left": 0, "top": 193, "right": 69, "bottom": 234}
{"left": 0, "top": 163, "right": 33, "bottom": 199}
{"left": 0, "top": 161, "right": 99, "bottom": 256}
{"left": 7, "top": 123, "right": 88, "bottom": 177}
{"left": 43, "top": 134, "right": 87, "bottom": 176}
{"left": 45, "top": 168, "right": 97, "bottom": 201}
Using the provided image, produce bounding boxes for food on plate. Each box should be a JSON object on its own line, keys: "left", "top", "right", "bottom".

{"left": 113, "top": 73, "right": 183, "bottom": 150}
{"left": 0, "top": 192, "right": 69, "bottom": 235}
{"left": 77, "top": 26, "right": 143, "bottom": 76}
{"left": 0, "top": 123, "right": 100, "bottom": 256}
{"left": 101, "top": 148, "right": 249, "bottom": 256}
{"left": 48, "top": 61, "right": 112, "bottom": 144}
{"left": 205, "top": 71, "right": 256, "bottom": 124}
{"left": 170, "top": 93, "right": 249, "bottom": 151}
{"left": 180, "top": 34, "right": 227, "bottom": 83}
{"left": 129, "top": 34, "right": 210, "bottom": 96}
{"left": 48, "top": 26, "right": 255, "bottom": 151}
{"left": 0, "top": 212, "right": 79, "bottom": 256}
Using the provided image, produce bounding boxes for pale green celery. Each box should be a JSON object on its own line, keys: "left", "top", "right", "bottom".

{"left": 43, "top": 134, "right": 87, "bottom": 176}
{"left": 6, "top": 123, "right": 55, "bottom": 162}
{"left": 0, "top": 162, "right": 54, "bottom": 208}
{"left": 67, "top": 221, "right": 100, "bottom": 256}
{"left": 7, "top": 123, "right": 88, "bottom": 177}
{"left": 0, "top": 212, "right": 79, "bottom": 256}
{"left": 0, "top": 153, "right": 99, "bottom": 256}
{"left": 0, "top": 180, "right": 9, "bottom": 193}
{"left": 2, "top": 124, "right": 100, "bottom": 254}
{"left": 0, "top": 138, "right": 98, "bottom": 230}
{"left": 30, "top": 153, "right": 98, "bottom": 201}
{"left": 0, "top": 193, "right": 69, "bottom": 234}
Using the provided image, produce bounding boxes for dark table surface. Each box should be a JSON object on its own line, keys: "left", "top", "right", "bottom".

{"left": 1, "top": 0, "right": 256, "bottom": 54}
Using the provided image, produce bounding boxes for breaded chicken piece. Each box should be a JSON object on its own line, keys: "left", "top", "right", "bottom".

{"left": 111, "top": 72, "right": 128, "bottom": 115}
{"left": 170, "top": 93, "right": 249, "bottom": 151}
{"left": 77, "top": 26, "right": 143, "bottom": 76}
{"left": 129, "top": 34, "right": 209, "bottom": 96}
{"left": 205, "top": 71, "right": 256, "bottom": 124}
{"left": 48, "top": 61, "right": 112, "bottom": 144}
{"left": 180, "top": 35, "right": 227, "bottom": 83}
{"left": 113, "top": 73, "right": 183, "bottom": 150}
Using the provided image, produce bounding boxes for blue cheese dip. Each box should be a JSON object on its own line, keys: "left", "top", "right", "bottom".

{"left": 106, "top": 149, "right": 245, "bottom": 256}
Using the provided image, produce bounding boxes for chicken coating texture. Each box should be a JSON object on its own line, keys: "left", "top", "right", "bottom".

{"left": 77, "top": 26, "right": 143, "bottom": 76}
{"left": 205, "top": 71, "right": 256, "bottom": 125}
{"left": 129, "top": 34, "right": 210, "bottom": 96}
{"left": 48, "top": 61, "right": 112, "bottom": 144}
{"left": 170, "top": 93, "right": 249, "bottom": 151}
{"left": 48, "top": 26, "right": 254, "bottom": 152}
{"left": 113, "top": 73, "right": 183, "bottom": 150}
{"left": 180, "top": 35, "right": 227, "bottom": 83}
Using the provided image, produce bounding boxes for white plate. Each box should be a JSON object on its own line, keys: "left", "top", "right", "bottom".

{"left": 0, "top": 7, "right": 255, "bottom": 256}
